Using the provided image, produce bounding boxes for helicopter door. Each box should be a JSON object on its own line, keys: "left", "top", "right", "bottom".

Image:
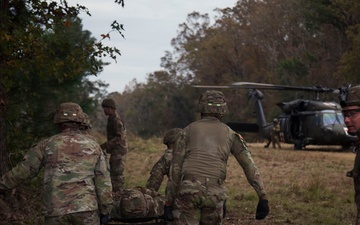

{"left": 289, "top": 116, "right": 300, "bottom": 140}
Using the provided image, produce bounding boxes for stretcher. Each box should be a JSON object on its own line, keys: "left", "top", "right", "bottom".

{"left": 109, "top": 215, "right": 167, "bottom": 225}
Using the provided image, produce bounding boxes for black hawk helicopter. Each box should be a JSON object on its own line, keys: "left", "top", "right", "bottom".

{"left": 194, "top": 82, "right": 357, "bottom": 150}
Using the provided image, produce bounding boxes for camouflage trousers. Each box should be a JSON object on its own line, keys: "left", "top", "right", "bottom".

{"left": 172, "top": 178, "right": 226, "bottom": 225}
{"left": 271, "top": 136, "right": 281, "bottom": 149}
{"left": 350, "top": 148, "right": 360, "bottom": 225}
{"left": 109, "top": 153, "right": 126, "bottom": 193}
{"left": 45, "top": 210, "right": 99, "bottom": 225}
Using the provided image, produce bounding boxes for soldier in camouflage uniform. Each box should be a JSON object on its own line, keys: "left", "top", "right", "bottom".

{"left": 101, "top": 98, "right": 128, "bottom": 196}
{"left": 165, "top": 90, "right": 269, "bottom": 225}
{"left": 271, "top": 118, "right": 282, "bottom": 149}
{"left": 0, "top": 102, "right": 113, "bottom": 225}
{"left": 339, "top": 85, "right": 360, "bottom": 225}
{"left": 146, "top": 128, "right": 182, "bottom": 191}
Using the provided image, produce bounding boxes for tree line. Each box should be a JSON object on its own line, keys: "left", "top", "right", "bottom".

{"left": 113, "top": 0, "right": 360, "bottom": 139}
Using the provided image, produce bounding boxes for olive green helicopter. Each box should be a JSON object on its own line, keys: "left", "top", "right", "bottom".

{"left": 194, "top": 82, "right": 357, "bottom": 150}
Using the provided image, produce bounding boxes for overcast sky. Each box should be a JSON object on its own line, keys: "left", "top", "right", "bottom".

{"left": 76, "top": 0, "right": 237, "bottom": 93}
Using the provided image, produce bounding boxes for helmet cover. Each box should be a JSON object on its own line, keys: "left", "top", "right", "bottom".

{"left": 339, "top": 85, "right": 360, "bottom": 107}
{"left": 196, "top": 90, "right": 228, "bottom": 115}
{"left": 53, "top": 102, "right": 85, "bottom": 124}
{"left": 163, "top": 128, "right": 182, "bottom": 145}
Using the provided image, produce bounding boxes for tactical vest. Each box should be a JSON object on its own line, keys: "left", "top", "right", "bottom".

{"left": 181, "top": 117, "right": 232, "bottom": 183}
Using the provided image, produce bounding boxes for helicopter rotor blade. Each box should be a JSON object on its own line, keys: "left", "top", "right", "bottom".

{"left": 231, "top": 82, "right": 339, "bottom": 93}
{"left": 192, "top": 85, "right": 233, "bottom": 89}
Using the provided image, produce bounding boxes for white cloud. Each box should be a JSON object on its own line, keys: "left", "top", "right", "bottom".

{"left": 76, "top": 0, "right": 237, "bottom": 93}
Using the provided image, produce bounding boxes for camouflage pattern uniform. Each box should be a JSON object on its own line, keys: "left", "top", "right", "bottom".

{"left": 101, "top": 98, "right": 128, "bottom": 194}
{"left": 339, "top": 85, "right": 360, "bottom": 225}
{"left": 271, "top": 119, "right": 282, "bottom": 149}
{"left": 0, "top": 102, "right": 113, "bottom": 225}
{"left": 146, "top": 128, "right": 182, "bottom": 191}
{"left": 167, "top": 91, "right": 267, "bottom": 225}
{"left": 110, "top": 187, "right": 165, "bottom": 219}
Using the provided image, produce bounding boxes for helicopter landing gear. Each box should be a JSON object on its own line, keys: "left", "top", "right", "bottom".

{"left": 294, "top": 140, "right": 303, "bottom": 150}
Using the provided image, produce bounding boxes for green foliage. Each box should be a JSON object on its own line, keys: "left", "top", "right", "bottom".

{"left": 0, "top": 1, "right": 122, "bottom": 171}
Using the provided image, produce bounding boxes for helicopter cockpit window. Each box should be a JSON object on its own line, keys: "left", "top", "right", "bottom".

{"left": 337, "top": 112, "right": 346, "bottom": 125}
{"left": 322, "top": 112, "right": 345, "bottom": 126}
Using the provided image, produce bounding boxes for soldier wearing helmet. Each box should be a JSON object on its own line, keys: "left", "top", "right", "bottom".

{"left": 165, "top": 90, "right": 269, "bottom": 224}
{"left": 100, "top": 98, "right": 128, "bottom": 198}
{"left": 0, "top": 102, "right": 113, "bottom": 225}
{"left": 339, "top": 85, "right": 360, "bottom": 225}
{"left": 146, "top": 128, "right": 182, "bottom": 191}
{"left": 271, "top": 118, "right": 282, "bottom": 149}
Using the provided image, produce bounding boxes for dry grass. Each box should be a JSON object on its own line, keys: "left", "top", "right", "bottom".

{"left": 125, "top": 138, "right": 357, "bottom": 225}
{"left": 0, "top": 136, "right": 356, "bottom": 225}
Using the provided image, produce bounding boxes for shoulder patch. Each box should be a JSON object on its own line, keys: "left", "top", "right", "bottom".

{"left": 234, "top": 132, "right": 248, "bottom": 148}
{"left": 235, "top": 133, "right": 244, "bottom": 140}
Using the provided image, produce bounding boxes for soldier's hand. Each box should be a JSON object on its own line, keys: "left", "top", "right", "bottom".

{"left": 163, "top": 204, "right": 174, "bottom": 221}
{"left": 100, "top": 214, "right": 111, "bottom": 225}
{"left": 255, "top": 199, "right": 269, "bottom": 220}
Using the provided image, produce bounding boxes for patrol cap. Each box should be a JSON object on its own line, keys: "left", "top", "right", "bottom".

{"left": 102, "top": 98, "right": 116, "bottom": 109}
{"left": 339, "top": 85, "right": 360, "bottom": 108}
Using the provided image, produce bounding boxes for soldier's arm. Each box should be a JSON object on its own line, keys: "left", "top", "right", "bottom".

{"left": 146, "top": 155, "right": 167, "bottom": 191}
{"left": 101, "top": 118, "right": 127, "bottom": 154}
{"left": 167, "top": 133, "right": 186, "bottom": 203}
{"left": 0, "top": 141, "right": 45, "bottom": 189}
{"left": 231, "top": 133, "right": 266, "bottom": 198}
{"left": 94, "top": 148, "right": 113, "bottom": 215}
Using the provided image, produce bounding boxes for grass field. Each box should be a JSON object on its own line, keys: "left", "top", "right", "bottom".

{"left": 0, "top": 136, "right": 357, "bottom": 225}
{"left": 125, "top": 136, "right": 357, "bottom": 225}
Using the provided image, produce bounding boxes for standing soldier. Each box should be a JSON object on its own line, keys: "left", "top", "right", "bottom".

{"left": 146, "top": 128, "right": 182, "bottom": 192}
{"left": 100, "top": 98, "right": 128, "bottom": 197}
{"left": 271, "top": 118, "right": 282, "bottom": 149}
{"left": 339, "top": 85, "right": 360, "bottom": 225}
{"left": 0, "top": 102, "right": 113, "bottom": 225}
{"left": 165, "top": 90, "right": 269, "bottom": 224}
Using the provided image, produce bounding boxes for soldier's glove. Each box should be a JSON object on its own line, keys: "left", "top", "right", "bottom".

{"left": 163, "top": 204, "right": 174, "bottom": 221}
{"left": 100, "top": 214, "right": 111, "bottom": 225}
{"left": 255, "top": 199, "right": 269, "bottom": 220}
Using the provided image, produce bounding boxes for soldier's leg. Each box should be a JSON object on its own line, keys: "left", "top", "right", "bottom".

{"left": 172, "top": 190, "right": 203, "bottom": 225}
{"left": 200, "top": 195, "right": 223, "bottom": 225}
{"left": 45, "top": 211, "right": 100, "bottom": 225}
{"left": 271, "top": 137, "right": 276, "bottom": 149}
{"left": 110, "top": 153, "right": 125, "bottom": 194}
{"left": 355, "top": 178, "right": 360, "bottom": 225}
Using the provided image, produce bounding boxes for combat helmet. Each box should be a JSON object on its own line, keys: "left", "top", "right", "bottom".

{"left": 101, "top": 98, "right": 117, "bottom": 109}
{"left": 339, "top": 85, "right": 360, "bottom": 107}
{"left": 163, "top": 128, "right": 182, "bottom": 145}
{"left": 53, "top": 102, "right": 85, "bottom": 124}
{"left": 81, "top": 113, "right": 92, "bottom": 129}
{"left": 196, "top": 90, "right": 228, "bottom": 115}
{"left": 273, "top": 118, "right": 278, "bottom": 123}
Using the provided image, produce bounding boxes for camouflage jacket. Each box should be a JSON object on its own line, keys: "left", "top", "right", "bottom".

{"left": 272, "top": 124, "right": 281, "bottom": 135}
{"left": 101, "top": 111, "right": 128, "bottom": 155}
{"left": 167, "top": 116, "right": 266, "bottom": 202}
{"left": 0, "top": 128, "right": 113, "bottom": 216}
{"left": 146, "top": 148, "right": 172, "bottom": 191}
